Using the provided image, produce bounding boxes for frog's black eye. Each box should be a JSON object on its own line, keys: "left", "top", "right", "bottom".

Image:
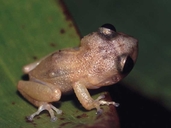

{"left": 122, "top": 56, "right": 134, "bottom": 74}
{"left": 117, "top": 55, "right": 134, "bottom": 74}
{"left": 101, "top": 23, "right": 116, "bottom": 32}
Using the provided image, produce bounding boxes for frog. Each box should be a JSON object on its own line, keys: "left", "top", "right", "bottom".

{"left": 17, "top": 23, "right": 138, "bottom": 121}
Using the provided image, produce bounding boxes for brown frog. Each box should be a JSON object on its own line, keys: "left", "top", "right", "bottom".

{"left": 18, "top": 24, "right": 138, "bottom": 121}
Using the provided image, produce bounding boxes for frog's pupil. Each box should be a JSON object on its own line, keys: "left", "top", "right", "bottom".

{"left": 101, "top": 23, "right": 116, "bottom": 32}
{"left": 122, "top": 56, "right": 134, "bottom": 74}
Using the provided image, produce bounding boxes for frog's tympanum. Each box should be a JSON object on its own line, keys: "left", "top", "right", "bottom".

{"left": 18, "top": 24, "right": 138, "bottom": 121}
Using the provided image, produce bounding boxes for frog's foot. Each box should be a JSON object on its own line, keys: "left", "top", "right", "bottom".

{"left": 27, "top": 104, "right": 62, "bottom": 122}
{"left": 94, "top": 94, "right": 119, "bottom": 115}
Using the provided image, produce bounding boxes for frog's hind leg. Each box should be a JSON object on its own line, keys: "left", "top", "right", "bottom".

{"left": 18, "top": 80, "right": 62, "bottom": 121}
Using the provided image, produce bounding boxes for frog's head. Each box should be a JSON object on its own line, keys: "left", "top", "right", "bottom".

{"left": 81, "top": 24, "right": 138, "bottom": 86}
{"left": 100, "top": 23, "right": 138, "bottom": 75}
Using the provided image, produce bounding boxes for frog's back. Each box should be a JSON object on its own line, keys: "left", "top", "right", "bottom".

{"left": 29, "top": 50, "right": 83, "bottom": 93}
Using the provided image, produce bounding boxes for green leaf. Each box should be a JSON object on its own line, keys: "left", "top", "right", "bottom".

{"left": 0, "top": 0, "right": 119, "bottom": 127}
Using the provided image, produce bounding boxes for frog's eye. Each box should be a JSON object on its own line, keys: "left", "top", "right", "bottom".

{"left": 117, "top": 55, "right": 134, "bottom": 74}
{"left": 121, "top": 56, "right": 134, "bottom": 74}
{"left": 101, "top": 23, "right": 116, "bottom": 32}
{"left": 98, "top": 23, "right": 116, "bottom": 39}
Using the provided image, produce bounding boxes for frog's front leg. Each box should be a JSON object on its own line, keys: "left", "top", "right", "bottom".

{"left": 73, "top": 81, "right": 119, "bottom": 114}
{"left": 18, "top": 81, "right": 62, "bottom": 121}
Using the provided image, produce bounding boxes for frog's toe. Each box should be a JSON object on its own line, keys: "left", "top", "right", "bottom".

{"left": 26, "top": 103, "right": 62, "bottom": 121}
{"left": 96, "top": 108, "right": 103, "bottom": 115}
{"left": 114, "top": 102, "right": 120, "bottom": 107}
{"left": 51, "top": 117, "right": 57, "bottom": 122}
{"left": 27, "top": 115, "right": 34, "bottom": 121}
{"left": 50, "top": 104, "right": 62, "bottom": 115}
{"left": 26, "top": 105, "right": 46, "bottom": 121}
{"left": 45, "top": 104, "right": 62, "bottom": 121}
{"left": 94, "top": 94, "right": 119, "bottom": 113}
{"left": 98, "top": 98, "right": 119, "bottom": 107}
{"left": 94, "top": 99, "right": 119, "bottom": 115}
{"left": 57, "top": 109, "right": 62, "bottom": 114}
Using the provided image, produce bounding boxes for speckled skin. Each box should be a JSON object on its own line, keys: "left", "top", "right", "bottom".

{"left": 18, "top": 24, "right": 138, "bottom": 121}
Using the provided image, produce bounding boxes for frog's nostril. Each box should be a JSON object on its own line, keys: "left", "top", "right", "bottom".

{"left": 101, "top": 23, "right": 116, "bottom": 32}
